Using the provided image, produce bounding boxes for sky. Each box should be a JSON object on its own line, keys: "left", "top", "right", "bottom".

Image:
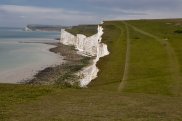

{"left": 0, "top": 0, "right": 182, "bottom": 27}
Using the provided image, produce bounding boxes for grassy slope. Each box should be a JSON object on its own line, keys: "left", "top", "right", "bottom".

{"left": 1, "top": 19, "right": 182, "bottom": 121}
{"left": 66, "top": 25, "right": 98, "bottom": 37}
{"left": 126, "top": 19, "right": 182, "bottom": 95}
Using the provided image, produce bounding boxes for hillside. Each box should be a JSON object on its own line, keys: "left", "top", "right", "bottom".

{"left": 1, "top": 19, "right": 182, "bottom": 121}
{"left": 25, "top": 24, "right": 68, "bottom": 32}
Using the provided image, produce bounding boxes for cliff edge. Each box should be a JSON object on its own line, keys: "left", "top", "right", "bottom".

{"left": 60, "top": 25, "right": 109, "bottom": 87}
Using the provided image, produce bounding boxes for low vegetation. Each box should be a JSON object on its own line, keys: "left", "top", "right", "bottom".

{"left": 66, "top": 25, "right": 98, "bottom": 37}
{"left": 1, "top": 19, "right": 182, "bottom": 121}
{"left": 174, "top": 29, "right": 182, "bottom": 33}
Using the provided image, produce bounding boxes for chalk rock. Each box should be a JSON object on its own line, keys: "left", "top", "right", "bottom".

{"left": 60, "top": 29, "right": 76, "bottom": 45}
{"left": 60, "top": 25, "right": 109, "bottom": 87}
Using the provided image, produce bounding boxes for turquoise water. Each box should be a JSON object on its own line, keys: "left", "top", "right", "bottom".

{"left": 0, "top": 27, "right": 61, "bottom": 83}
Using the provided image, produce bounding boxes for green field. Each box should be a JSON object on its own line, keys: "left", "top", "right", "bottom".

{"left": 66, "top": 25, "right": 98, "bottom": 37}
{"left": 1, "top": 19, "right": 182, "bottom": 121}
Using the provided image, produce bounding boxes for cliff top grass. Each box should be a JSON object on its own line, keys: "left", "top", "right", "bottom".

{"left": 66, "top": 25, "right": 98, "bottom": 37}
{"left": 1, "top": 18, "right": 182, "bottom": 121}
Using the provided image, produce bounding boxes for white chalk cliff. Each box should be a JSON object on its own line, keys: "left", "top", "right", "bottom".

{"left": 60, "top": 25, "right": 109, "bottom": 87}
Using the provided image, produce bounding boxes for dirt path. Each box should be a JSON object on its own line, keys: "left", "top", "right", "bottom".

{"left": 117, "top": 22, "right": 131, "bottom": 91}
{"left": 125, "top": 22, "right": 182, "bottom": 95}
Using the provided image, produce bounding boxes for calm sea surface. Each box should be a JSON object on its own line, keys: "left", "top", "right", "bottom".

{"left": 0, "top": 27, "right": 61, "bottom": 83}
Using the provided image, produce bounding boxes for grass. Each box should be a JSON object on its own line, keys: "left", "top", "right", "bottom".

{"left": 124, "top": 24, "right": 171, "bottom": 95}
{"left": 89, "top": 21, "right": 126, "bottom": 90}
{"left": 1, "top": 19, "right": 182, "bottom": 121}
{"left": 0, "top": 84, "right": 55, "bottom": 120}
{"left": 66, "top": 25, "right": 98, "bottom": 37}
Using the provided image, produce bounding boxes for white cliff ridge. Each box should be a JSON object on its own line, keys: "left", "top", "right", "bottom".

{"left": 60, "top": 25, "right": 109, "bottom": 87}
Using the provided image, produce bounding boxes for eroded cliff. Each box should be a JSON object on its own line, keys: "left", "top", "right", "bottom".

{"left": 60, "top": 25, "right": 109, "bottom": 87}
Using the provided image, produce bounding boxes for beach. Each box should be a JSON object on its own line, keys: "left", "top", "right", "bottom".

{"left": 0, "top": 43, "right": 62, "bottom": 83}
{"left": 0, "top": 27, "right": 62, "bottom": 84}
{"left": 0, "top": 27, "right": 92, "bottom": 86}
{"left": 28, "top": 43, "right": 92, "bottom": 86}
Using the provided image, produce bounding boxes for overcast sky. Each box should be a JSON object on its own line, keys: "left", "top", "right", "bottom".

{"left": 0, "top": 0, "right": 182, "bottom": 27}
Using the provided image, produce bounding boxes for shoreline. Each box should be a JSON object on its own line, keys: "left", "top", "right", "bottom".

{"left": 0, "top": 43, "right": 62, "bottom": 84}
{"left": 26, "top": 42, "right": 93, "bottom": 87}
{"left": 0, "top": 41, "right": 92, "bottom": 86}
{"left": 0, "top": 25, "right": 107, "bottom": 87}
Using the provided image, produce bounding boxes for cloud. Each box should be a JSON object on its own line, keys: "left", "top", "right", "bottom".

{"left": 0, "top": 5, "right": 100, "bottom": 27}
{"left": 0, "top": 5, "right": 91, "bottom": 15}
{"left": 86, "top": 0, "right": 182, "bottom": 19}
{"left": 0, "top": 4, "right": 149, "bottom": 27}
{"left": 0, "top": 1, "right": 182, "bottom": 27}
{"left": 82, "top": 0, "right": 182, "bottom": 10}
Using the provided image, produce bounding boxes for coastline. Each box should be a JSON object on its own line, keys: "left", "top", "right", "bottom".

{"left": 0, "top": 25, "right": 108, "bottom": 87}
{"left": 59, "top": 25, "right": 109, "bottom": 87}
{"left": 0, "top": 43, "right": 62, "bottom": 84}
{"left": 26, "top": 42, "right": 93, "bottom": 86}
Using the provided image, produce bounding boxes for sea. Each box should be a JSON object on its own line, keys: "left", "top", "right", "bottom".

{"left": 0, "top": 27, "right": 62, "bottom": 83}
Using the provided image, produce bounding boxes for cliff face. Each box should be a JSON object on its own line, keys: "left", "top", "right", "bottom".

{"left": 60, "top": 25, "right": 109, "bottom": 87}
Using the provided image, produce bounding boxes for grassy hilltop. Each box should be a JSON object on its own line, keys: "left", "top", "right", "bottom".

{"left": 1, "top": 19, "right": 182, "bottom": 121}
{"left": 66, "top": 24, "right": 98, "bottom": 37}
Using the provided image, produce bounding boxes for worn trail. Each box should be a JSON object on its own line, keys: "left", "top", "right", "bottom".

{"left": 125, "top": 22, "right": 182, "bottom": 95}
{"left": 117, "top": 23, "right": 131, "bottom": 91}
